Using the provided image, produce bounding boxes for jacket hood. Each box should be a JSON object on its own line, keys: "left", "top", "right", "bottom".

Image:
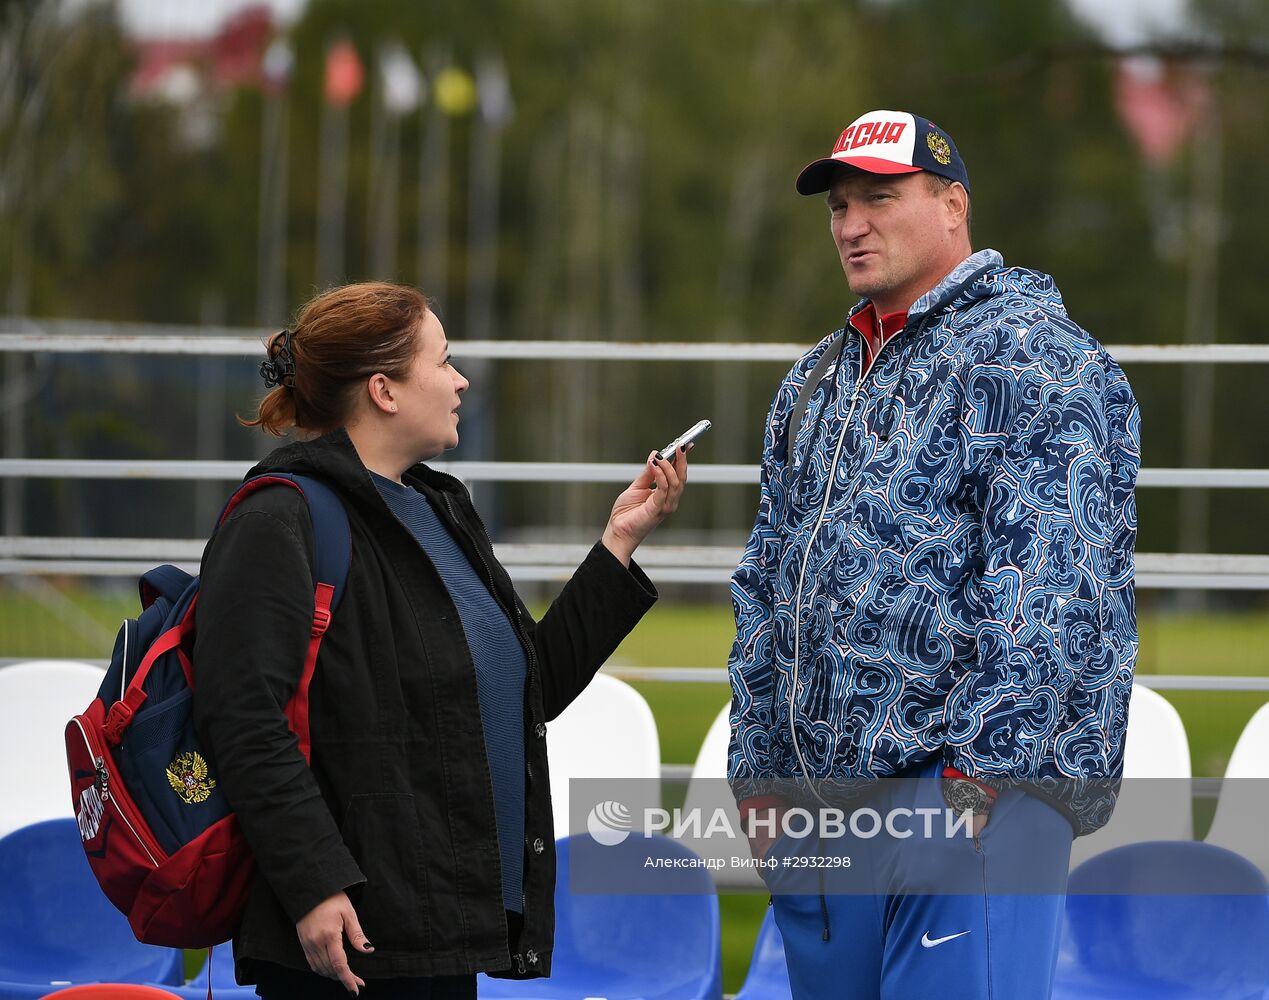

{"left": 849, "top": 248, "right": 1069, "bottom": 329}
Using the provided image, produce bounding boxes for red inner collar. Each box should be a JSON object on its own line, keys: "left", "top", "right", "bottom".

{"left": 849, "top": 304, "right": 908, "bottom": 378}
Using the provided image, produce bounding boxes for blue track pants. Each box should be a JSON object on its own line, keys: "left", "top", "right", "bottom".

{"left": 766, "top": 758, "right": 1073, "bottom": 999}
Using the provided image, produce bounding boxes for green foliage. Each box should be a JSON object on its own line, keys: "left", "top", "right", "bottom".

{"left": 0, "top": 2, "right": 131, "bottom": 313}
{"left": 5, "top": 0, "right": 1269, "bottom": 551}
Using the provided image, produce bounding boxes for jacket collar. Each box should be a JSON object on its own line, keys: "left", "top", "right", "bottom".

{"left": 247, "top": 428, "right": 471, "bottom": 508}
{"left": 846, "top": 247, "right": 1004, "bottom": 328}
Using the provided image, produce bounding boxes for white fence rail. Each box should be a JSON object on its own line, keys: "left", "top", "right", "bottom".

{"left": 4, "top": 324, "right": 1269, "bottom": 690}
{"left": 599, "top": 665, "right": 1269, "bottom": 693}
{"left": 3, "top": 538, "right": 1269, "bottom": 590}
{"left": 4, "top": 324, "right": 1269, "bottom": 364}
{"left": 1, "top": 458, "right": 1268, "bottom": 489}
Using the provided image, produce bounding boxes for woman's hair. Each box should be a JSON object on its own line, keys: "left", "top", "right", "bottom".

{"left": 242, "top": 282, "right": 431, "bottom": 436}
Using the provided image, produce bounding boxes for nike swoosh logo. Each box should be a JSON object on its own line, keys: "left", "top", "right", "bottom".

{"left": 921, "top": 930, "right": 970, "bottom": 948}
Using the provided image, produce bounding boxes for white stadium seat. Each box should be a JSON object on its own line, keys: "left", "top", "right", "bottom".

{"left": 0, "top": 660, "right": 106, "bottom": 838}
{"left": 1205, "top": 700, "right": 1269, "bottom": 880}
{"left": 545, "top": 673, "right": 661, "bottom": 840}
{"left": 680, "top": 701, "right": 764, "bottom": 888}
{"left": 1069, "top": 682, "right": 1193, "bottom": 869}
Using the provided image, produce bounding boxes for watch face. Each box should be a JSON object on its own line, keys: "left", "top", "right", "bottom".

{"left": 943, "top": 778, "right": 991, "bottom": 815}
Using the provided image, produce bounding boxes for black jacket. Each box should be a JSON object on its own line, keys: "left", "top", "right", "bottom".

{"left": 192, "top": 429, "right": 657, "bottom": 982}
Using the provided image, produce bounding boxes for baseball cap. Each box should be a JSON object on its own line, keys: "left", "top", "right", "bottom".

{"left": 795, "top": 110, "right": 970, "bottom": 195}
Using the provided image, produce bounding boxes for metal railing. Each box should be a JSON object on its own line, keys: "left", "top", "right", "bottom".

{"left": 3, "top": 324, "right": 1268, "bottom": 694}
{"left": 4, "top": 321, "right": 1269, "bottom": 364}
{"left": 4, "top": 537, "right": 1269, "bottom": 591}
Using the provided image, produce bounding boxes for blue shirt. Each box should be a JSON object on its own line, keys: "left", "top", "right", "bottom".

{"left": 371, "top": 472, "right": 526, "bottom": 913}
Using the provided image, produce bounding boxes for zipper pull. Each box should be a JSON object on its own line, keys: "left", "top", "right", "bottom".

{"left": 94, "top": 756, "right": 110, "bottom": 800}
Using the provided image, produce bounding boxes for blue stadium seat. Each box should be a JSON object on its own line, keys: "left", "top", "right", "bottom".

{"left": 478, "top": 833, "right": 722, "bottom": 1000}
{"left": 735, "top": 907, "right": 791, "bottom": 1000}
{"left": 155, "top": 939, "right": 254, "bottom": 998}
{"left": 0, "top": 818, "right": 182, "bottom": 1000}
{"left": 1053, "top": 840, "right": 1269, "bottom": 999}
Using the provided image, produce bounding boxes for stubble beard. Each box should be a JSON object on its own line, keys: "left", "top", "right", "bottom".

{"left": 843, "top": 263, "right": 891, "bottom": 303}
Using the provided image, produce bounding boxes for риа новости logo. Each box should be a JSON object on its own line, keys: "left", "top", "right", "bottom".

{"left": 586, "top": 800, "right": 632, "bottom": 846}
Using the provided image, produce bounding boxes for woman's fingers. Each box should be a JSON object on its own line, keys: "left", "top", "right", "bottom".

{"left": 675, "top": 442, "right": 692, "bottom": 481}
{"left": 634, "top": 452, "right": 658, "bottom": 488}
{"left": 645, "top": 443, "right": 691, "bottom": 516}
{"left": 659, "top": 447, "right": 687, "bottom": 513}
{"left": 649, "top": 455, "right": 669, "bottom": 504}
{"left": 326, "top": 937, "right": 365, "bottom": 995}
{"left": 296, "top": 891, "right": 371, "bottom": 994}
{"left": 301, "top": 941, "right": 322, "bottom": 977}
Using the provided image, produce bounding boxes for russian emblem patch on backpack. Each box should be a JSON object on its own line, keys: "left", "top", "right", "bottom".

{"left": 65, "top": 473, "right": 350, "bottom": 948}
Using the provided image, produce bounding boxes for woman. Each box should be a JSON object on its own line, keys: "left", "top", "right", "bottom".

{"left": 192, "top": 282, "right": 688, "bottom": 998}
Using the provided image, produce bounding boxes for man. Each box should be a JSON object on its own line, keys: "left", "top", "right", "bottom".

{"left": 726, "top": 110, "right": 1140, "bottom": 998}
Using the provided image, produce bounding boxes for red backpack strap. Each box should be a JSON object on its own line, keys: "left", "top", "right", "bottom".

{"left": 103, "top": 602, "right": 199, "bottom": 744}
{"left": 288, "top": 581, "right": 335, "bottom": 761}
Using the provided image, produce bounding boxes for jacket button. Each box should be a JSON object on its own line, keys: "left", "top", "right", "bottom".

{"left": 535, "top": 723, "right": 546, "bottom": 739}
{"left": 533, "top": 837, "right": 545, "bottom": 854}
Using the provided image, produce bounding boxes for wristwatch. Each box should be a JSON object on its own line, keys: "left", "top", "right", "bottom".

{"left": 941, "top": 769, "right": 997, "bottom": 816}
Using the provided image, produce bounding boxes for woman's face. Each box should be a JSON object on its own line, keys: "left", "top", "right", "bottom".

{"left": 392, "top": 311, "right": 469, "bottom": 461}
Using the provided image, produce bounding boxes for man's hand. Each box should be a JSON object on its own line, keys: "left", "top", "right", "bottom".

{"left": 296, "top": 891, "right": 374, "bottom": 995}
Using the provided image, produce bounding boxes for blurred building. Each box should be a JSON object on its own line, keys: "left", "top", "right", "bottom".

{"left": 129, "top": 5, "right": 274, "bottom": 144}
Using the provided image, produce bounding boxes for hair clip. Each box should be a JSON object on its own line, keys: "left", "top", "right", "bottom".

{"left": 259, "top": 329, "right": 296, "bottom": 389}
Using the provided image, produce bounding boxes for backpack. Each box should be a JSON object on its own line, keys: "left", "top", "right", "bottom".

{"left": 64, "top": 473, "right": 351, "bottom": 948}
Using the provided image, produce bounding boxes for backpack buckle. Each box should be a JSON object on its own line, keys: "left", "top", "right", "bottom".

{"left": 103, "top": 701, "right": 135, "bottom": 743}
{"left": 311, "top": 605, "right": 332, "bottom": 637}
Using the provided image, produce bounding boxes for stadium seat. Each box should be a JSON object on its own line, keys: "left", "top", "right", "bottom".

{"left": 155, "top": 940, "right": 254, "bottom": 998}
{"left": 1053, "top": 841, "right": 1269, "bottom": 999}
{"left": 43, "top": 987, "right": 184, "bottom": 998}
{"left": 0, "top": 660, "right": 106, "bottom": 838}
{"left": 0, "top": 818, "right": 182, "bottom": 1000}
{"left": 1205, "top": 700, "right": 1269, "bottom": 881}
{"left": 1068, "top": 683, "right": 1193, "bottom": 870}
{"left": 680, "top": 701, "right": 764, "bottom": 889}
{"left": 734, "top": 907, "right": 792, "bottom": 1000}
{"left": 546, "top": 674, "right": 661, "bottom": 840}
{"left": 478, "top": 833, "right": 722, "bottom": 1000}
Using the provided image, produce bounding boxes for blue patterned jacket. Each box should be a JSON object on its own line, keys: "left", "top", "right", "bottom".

{"left": 727, "top": 249, "right": 1140, "bottom": 835}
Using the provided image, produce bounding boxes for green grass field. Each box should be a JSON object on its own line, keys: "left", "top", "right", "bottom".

{"left": 5, "top": 588, "right": 1267, "bottom": 991}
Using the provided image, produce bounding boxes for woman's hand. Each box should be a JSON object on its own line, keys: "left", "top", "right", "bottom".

{"left": 296, "top": 890, "right": 374, "bottom": 995}
{"left": 601, "top": 446, "right": 689, "bottom": 566}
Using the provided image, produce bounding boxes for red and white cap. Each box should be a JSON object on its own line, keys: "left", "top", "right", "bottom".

{"left": 795, "top": 109, "right": 970, "bottom": 195}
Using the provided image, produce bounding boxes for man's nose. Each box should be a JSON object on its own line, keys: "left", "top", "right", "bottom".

{"left": 837, "top": 208, "right": 870, "bottom": 243}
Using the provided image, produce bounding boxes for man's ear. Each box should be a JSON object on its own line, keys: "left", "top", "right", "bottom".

{"left": 945, "top": 181, "right": 970, "bottom": 232}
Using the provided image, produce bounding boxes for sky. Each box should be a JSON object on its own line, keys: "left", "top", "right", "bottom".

{"left": 113, "top": 0, "right": 1193, "bottom": 43}
{"left": 1064, "top": 0, "right": 1190, "bottom": 46}
{"left": 113, "top": 0, "right": 307, "bottom": 37}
